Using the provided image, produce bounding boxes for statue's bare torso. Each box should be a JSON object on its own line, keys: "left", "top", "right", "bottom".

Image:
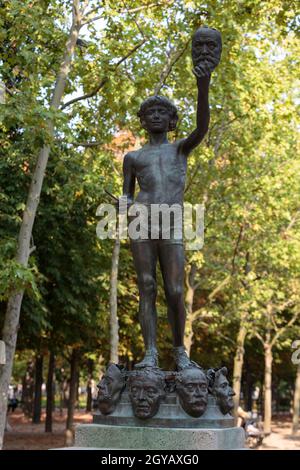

{"left": 126, "top": 141, "right": 187, "bottom": 205}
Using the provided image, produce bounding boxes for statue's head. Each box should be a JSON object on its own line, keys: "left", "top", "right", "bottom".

{"left": 176, "top": 366, "right": 208, "bottom": 417}
{"left": 207, "top": 366, "right": 235, "bottom": 415}
{"left": 97, "top": 363, "right": 126, "bottom": 415}
{"left": 137, "top": 95, "right": 179, "bottom": 133}
{"left": 128, "top": 367, "right": 166, "bottom": 419}
{"left": 192, "top": 26, "right": 222, "bottom": 77}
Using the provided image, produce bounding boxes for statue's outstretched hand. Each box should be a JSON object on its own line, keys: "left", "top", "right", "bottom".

{"left": 193, "top": 63, "right": 211, "bottom": 78}
{"left": 192, "top": 54, "right": 220, "bottom": 78}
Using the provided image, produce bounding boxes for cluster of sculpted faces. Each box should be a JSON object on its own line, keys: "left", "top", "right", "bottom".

{"left": 97, "top": 364, "right": 235, "bottom": 420}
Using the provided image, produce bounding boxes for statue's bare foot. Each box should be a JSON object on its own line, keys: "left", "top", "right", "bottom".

{"left": 173, "top": 346, "right": 197, "bottom": 371}
{"left": 134, "top": 348, "right": 158, "bottom": 369}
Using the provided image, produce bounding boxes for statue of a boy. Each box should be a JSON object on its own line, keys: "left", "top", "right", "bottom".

{"left": 122, "top": 26, "right": 222, "bottom": 370}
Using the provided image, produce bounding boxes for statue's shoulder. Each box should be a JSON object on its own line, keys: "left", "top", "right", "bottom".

{"left": 123, "top": 149, "right": 139, "bottom": 165}
{"left": 126, "top": 145, "right": 148, "bottom": 161}
{"left": 173, "top": 138, "right": 186, "bottom": 154}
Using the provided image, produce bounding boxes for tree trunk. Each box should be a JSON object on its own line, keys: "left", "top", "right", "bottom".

{"left": 264, "top": 344, "right": 273, "bottom": 435}
{"left": 32, "top": 354, "right": 43, "bottom": 424}
{"left": 245, "top": 368, "right": 253, "bottom": 412}
{"left": 86, "top": 359, "right": 94, "bottom": 412}
{"left": 66, "top": 349, "right": 79, "bottom": 432}
{"left": 184, "top": 263, "right": 196, "bottom": 355}
{"left": 110, "top": 237, "right": 120, "bottom": 363}
{"left": 292, "top": 362, "right": 300, "bottom": 435}
{"left": 232, "top": 322, "right": 247, "bottom": 420}
{"left": 45, "top": 352, "right": 55, "bottom": 433}
{"left": 21, "top": 359, "right": 35, "bottom": 418}
{"left": 0, "top": 3, "right": 82, "bottom": 448}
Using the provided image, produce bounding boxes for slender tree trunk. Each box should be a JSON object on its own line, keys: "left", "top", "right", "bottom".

{"left": 110, "top": 237, "right": 120, "bottom": 363}
{"left": 245, "top": 366, "right": 253, "bottom": 412}
{"left": 264, "top": 343, "right": 273, "bottom": 435}
{"left": 75, "top": 371, "right": 80, "bottom": 410}
{"left": 184, "top": 264, "right": 196, "bottom": 355}
{"left": 86, "top": 359, "right": 94, "bottom": 412}
{"left": 233, "top": 322, "right": 247, "bottom": 421}
{"left": 292, "top": 363, "right": 300, "bottom": 435}
{"left": 21, "top": 359, "right": 35, "bottom": 418}
{"left": 66, "top": 349, "right": 79, "bottom": 432}
{"left": 45, "top": 352, "right": 55, "bottom": 433}
{"left": 0, "top": 2, "right": 83, "bottom": 448}
{"left": 32, "top": 354, "right": 43, "bottom": 424}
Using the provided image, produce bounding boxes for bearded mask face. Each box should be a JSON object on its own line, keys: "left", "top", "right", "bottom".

{"left": 192, "top": 27, "right": 222, "bottom": 78}
{"left": 176, "top": 367, "right": 208, "bottom": 417}
{"left": 97, "top": 364, "right": 125, "bottom": 415}
{"left": 208, "top": 367, "right": 235, "bottom": 415}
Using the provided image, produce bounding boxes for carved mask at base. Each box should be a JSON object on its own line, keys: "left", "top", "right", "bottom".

{"left": 128, "top": 368, "right": 165, "bottom": 419}
{"left": 207, "top": 367, "right": 235, "bottom": 415}
{"left": 97, "top": 364, "right": 125, "bottom": 415}
{"left": 176, "top": 367, "right": 208, "bottom": 417}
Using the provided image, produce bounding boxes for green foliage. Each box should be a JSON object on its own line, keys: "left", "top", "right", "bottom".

{"left": 0, "top": 0, "right": 299, "bottom": 395}
{"left": 0, "top": 259, "right": 40, "bottom": 301}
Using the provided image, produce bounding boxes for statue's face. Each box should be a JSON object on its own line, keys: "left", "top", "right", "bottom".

{"left": 141, "top": 105, "right": 171, "bottom": 134}
{"left": 192, "top": 28, "right": 222, "bottom": 77}
{"left": 129, "top": 374, "right": 164, "bottom": 419}
{"left": 176, "top": 368, "right": 208, "bottom": 417}
{"left": 214, "top": 372, "right": 235, "bottom": 415}
{"left": 98, "top": 365, "right": 125, "bottom": 415}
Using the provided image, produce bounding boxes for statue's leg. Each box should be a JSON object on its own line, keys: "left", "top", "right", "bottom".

{"left": 158, "top": 242, "right": 185, "bottom": 346}
{"left": 130, "top": 240, "right": 159, "bottom": 368}
{"left": 158, "top": 242, "right": 193, "bottom": 370}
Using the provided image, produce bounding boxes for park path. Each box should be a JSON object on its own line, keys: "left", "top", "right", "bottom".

{"left": 259, "top": 418, "right": 300, "bottom": 450}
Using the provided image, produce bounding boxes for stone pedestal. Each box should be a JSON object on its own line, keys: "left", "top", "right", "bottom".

{"left": 75, "top": 423, "right": 244, "bottom": 450}
{"left": 73, "top": 392, "right": 245, "bottom": 450}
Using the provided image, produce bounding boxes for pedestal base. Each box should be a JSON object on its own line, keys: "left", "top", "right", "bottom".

{"left": 74, "top": 423, "right": 245, "bottom": 450}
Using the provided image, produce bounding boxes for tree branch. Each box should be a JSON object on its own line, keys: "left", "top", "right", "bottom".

{"left": 253, "top": 331, "right": 265, "bottom": 345}
{"left": 82, "top": 14, "right": 102, "bottom": 26}
{"left": 69, "top": 140, "right": 103, "bottom": 148}
{"left": 122, "top": 3, "right": 168, "bottom": 14}
{"left": 231, "top": 223, "right": 245, "bottom": 275}
{"left": 80, "top": 0, "right": 90, "bottom": 16}
{"left": 61, "top": 39, "right": 146, "bottom": 110}
{"left": 271, "top": 310, "right": 299, "bottom": 347}
{"left": 3, "top": 86, "right": 14, "bottom": 97}
{"left": 120, "top": 0, "right": 149, "bottom": 39}
{"left": 208, "top": 275, "right": 231, "bottom": 302}
{"left": 154, "top": 39, "right": 190, "bottom": 95}
{"left": 281, "top": 208, "right": 300, "bottom": 238}
{"left": 29, "top": 246, "right": 36, "bottom": 255}
{"left": 83, "top": 2, "right": 165, "bottom": 26}
{"left": 61, "top": 78, "right": 108, "bottom": 110}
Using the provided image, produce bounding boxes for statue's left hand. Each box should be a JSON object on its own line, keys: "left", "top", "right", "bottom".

{"left": 193, "top": 63, "right": 211, "bottom": 79}
{"left": 192, "top": 54, "right": 220, "bottom": 78}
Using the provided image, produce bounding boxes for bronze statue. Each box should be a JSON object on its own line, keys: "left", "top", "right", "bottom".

{"left": 176, "top": 366, "right": 208, "bottom": 417}
{"left": 97, "top": 363, "right": 126, "bottom": 415}
{"left": 128, "top": 367, "right": 166, "bottom": 419}
{"left": 207, "top": 367, "right": 235, "bottom": 415}
{"left": 121, "top": 26, "right": 221, "bottom": 370}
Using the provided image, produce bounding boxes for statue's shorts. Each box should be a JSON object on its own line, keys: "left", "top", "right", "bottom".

{"left": 127, "top": 203, "right": 184, "bottom": 245}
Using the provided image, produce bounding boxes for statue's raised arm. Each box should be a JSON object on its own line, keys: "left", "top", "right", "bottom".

{"left": 180, "top": 26, "right": 222, "bottom": 156}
